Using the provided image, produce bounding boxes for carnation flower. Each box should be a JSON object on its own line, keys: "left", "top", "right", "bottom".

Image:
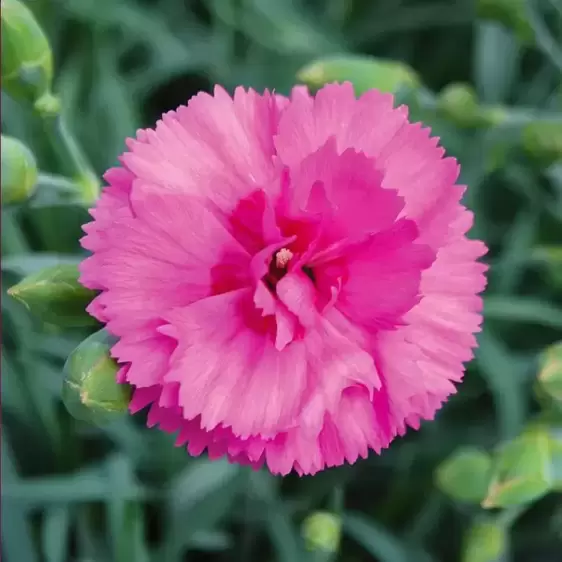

{"left": 80, "top": 83, "right": 487, "bottom": 476}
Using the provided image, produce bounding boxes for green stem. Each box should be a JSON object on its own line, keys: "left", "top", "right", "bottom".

{"left": 37, "top": 99, "right": 100, "bottom": 204}
{"left": 1, "top": 212, "right": 29, "bottom": 256}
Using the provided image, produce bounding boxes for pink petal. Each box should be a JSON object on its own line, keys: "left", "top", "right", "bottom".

{"left": 335, "top": 219, "right": 435, "bottom": 330}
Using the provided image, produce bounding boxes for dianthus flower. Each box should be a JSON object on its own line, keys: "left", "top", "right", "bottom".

{"left": 80, "top": 83, "right": 487, "bottom": 475}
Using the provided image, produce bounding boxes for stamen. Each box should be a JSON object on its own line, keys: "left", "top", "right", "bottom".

{"left": 275, "top": 248, "right": 293, "bottom": 268}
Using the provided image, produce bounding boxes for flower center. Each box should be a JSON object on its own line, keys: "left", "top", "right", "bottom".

{"left": 263, "top": 248, "right": 293, "bottom": 291}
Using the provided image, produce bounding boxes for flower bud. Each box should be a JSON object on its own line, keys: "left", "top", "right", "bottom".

{"left": 438, "top": 83, "right": 506, "bottom": 129}
{"left": 482, "top": 429, "right": 552, "bottom": 509}
{"left": 7, "top": 263, "right": 97, "bottom": 327}
{"left": 1, "top": 135, "right": 38, "bottom": 204}
{"left": 462, "top": 520, "right": 507, "bottom": 562}
{"left": 1, "top": 0, "right": 55, "bottom": 104}
{"left": 522, "top": 122, "right": 562, "bottom": 166}
{"left": 436, "top": 447, "right": 493, "bottom": 504}
{"left": 477, "top": 0, "right": 534, "bottom": 44}
{"left": 302, "top": 511, "right": 341, "bottom": 553}
{"left": 538, "top": 341, "right": 562, "bottom": 403}
{"left": 63, "top": 330, "right": 131, "bottom": 425}
{"left": 297, "top": 55, "right": 419, "bottom": 95}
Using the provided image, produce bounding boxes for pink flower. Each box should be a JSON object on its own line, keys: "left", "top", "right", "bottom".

{"left": 80, "top": 83, "right": 487, "bottom": 476}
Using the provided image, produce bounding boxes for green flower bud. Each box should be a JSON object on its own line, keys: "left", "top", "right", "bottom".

{"left": 302, "top": 511, "right": 341, "bottom": 553}
{"left": 1, "top": 135, "right": 38, "bottom": 204}
{"left": 7, "top": 263, "right": 97, "bottom": 327}
{"left": 438, "top": 83, "right": 506, "bottom": 129}
{"left": 538, "top": 341, "right": 562, "bottom": 403}
{"left": 297, "top": 55, "right": 419, "bottom": 96}
{"left": 532, "top": 246, "right": 562, "bottom": 288}
{"left": 1, "top": 0, "right": 55, "bottom": 105}
{"left": 462, "top": 520, "right": 507, "bottom": 562}
{"left": 477, "top": 0, "right": 535, "bottom": 45}
{"left": 482, "top": 429, "right": 552, "bottom": 509}
{"left": 63, "top": 330, "right": 131, "bottom": 425}
{"left": 522, "top": 122, "right": 562, "bottom": 166}
{"left": 436, "top": 447, "right": 493, "bottom": 504}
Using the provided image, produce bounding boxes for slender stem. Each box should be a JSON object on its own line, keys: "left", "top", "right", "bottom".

{"left": 37, "top": 99, "right": 100, "bottom": 204}
{"left": 36, "top": 172, "right": 80, "bottom": 193}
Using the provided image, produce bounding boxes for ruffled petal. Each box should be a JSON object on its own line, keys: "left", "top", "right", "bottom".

{"left": 80, "top": 187, "right": 251, "bottom": 335}
{"left": 120, "top": 87, "right": 283, "bottom": 214}
{"left": 285, "top": 137, "right": 404, "bottom": 241}
{"left": 334, "top": 220, "right": 435, "bottom": 330}
{"left": 162, "top": 289, "right": 309, "bottom": 438}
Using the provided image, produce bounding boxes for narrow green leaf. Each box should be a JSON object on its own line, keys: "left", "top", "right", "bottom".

{"left": 2, "top": 253, "right": 82, "bottom": 276}
{"left": 1, "top": 431, "right": 39, "bottom": 562}
{"left": 474, "top": 22, "right": 521, "bottom": 104}
{"left": 106, "top": 455, "right": 150, "bottom": 562}
{"left": 164, "top": 459, "right": 243, "bottom": 559}
{"left": 42, "top": 506, "right": 71, "bottom": 562}
{"left": 250, "top": 471, "right": 307, "bottom": 562}
{"left": 342, "top": 512, "right": 434, "bottom": 562}
{"left": 484, "top": 296, "right": 562, "bottom": 329}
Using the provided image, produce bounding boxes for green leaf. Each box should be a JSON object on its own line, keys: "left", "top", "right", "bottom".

{"left": 1, "top": 431, "right": 40, "bottom": 562}
{"left": 7, "top": 263, "right": 97, "bottom": 327}
{"left": 484, "top": 296, "right": 562, "bottom": 330}
{"left": 436, "top": 447, "right": 493, "bottom": 503}
{"left": 462, "top": 520, "right": 507, "bottom": 562}
{"left": 297, "top": 55, "right": 420, "bottom": 95}
{"left": 473, "top": 22, "right": 521, "bottom": 104}
{"left": 2, "top": 253, "right": 82, "bottom": 276}
{"left": 62, "top": 330, "right": 132, "bottom": 426}
{"left": 106, "top": 455, "right": 150, "bottom": 562}
{"left": 2, "top": 465, "right": 151, "bottom": 508}
{"left": 250, "top": 471, "right": 307, "bottom": 562}
{"left": 164, "top": 459, "right": 243, "bottom": 559}
{"left": 41, "top": 506, "right": 71, "bottom": 562}
{"left": 482, "top": 430, "right": 553, "bottom": 508}
{"left": 477, "top": 0, "right": 535, "bottom": 44}
{"left": 342, "top": 512, "right": 434, "bottom": 562}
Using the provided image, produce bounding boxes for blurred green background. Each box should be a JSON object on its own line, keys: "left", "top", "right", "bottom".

{"left": 2, "top": 0, "right": 562, "bottom": 561}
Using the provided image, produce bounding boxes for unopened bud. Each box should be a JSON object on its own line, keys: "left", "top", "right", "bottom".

{"left": 482, "top": 430, "right": 552, "bottom": 509}
{"left": 1, "top": 0, "right": 55, "bottom": 105}
{"left": 522, "top": 122, "right": 562, "bottom": 166}
{"left": 302, "top": 511, "right": 341, "bottom": 553}
{"left": 438, "top": 83, "right": 506, "bottom": 128}
{"left": 63, "top": 330, "right": 131, "bottom": 425}
{"left": 462, "top": 520, "right": 507, "bottom": 562}
{"left": 7, "top": 263, "right": 97, "bottom": 327}
{"left": 297, "top": 55, "right": 419, "bottom": 95}
{"left": 1, "top": 135, "right": 38, "bottom": 204}
{"left": 538, "top": 341, "right": 562, "bottom": 403}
